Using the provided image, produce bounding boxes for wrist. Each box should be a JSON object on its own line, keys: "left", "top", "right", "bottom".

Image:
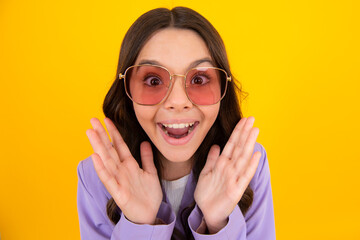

{"left": 124, "top": 210, "right": 158, "bottom": 225}
{"left": 204, "top": 217, "right": 228, "bottom": 234}
{"left": 127, "top": 216, "right": 157, "bottom": 225}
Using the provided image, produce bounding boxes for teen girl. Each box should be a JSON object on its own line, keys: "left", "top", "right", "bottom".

{"left": 77, "top": 7, "right": 275, "bottom": 240}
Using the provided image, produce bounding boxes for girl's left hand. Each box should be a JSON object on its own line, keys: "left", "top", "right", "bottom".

{"left": 194, "top": 117, "right": 262, "bottom": 234}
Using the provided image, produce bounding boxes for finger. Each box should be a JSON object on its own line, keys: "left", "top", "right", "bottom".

{"left": 140, "top": 141, "right": 157, "bottom": 175}
{"left": 235, "top": 127, "right": 259, "bottom": 170}
{"left": 91, "top": 153, "right": 122, "bottom": 195}
{"left": 231, "top": 117, "right": 255, "bottom": 162}
{"left": 86, "top": 128, "right": 112, "bottom": 160}
{"left": 86, "top": 128, "right": 118, "bottom": 175}
{"left": 202, "top": 145, "right": 220, "bottom": 174}
{"left": 104, "top": 117, "right": 132, "bottom": 161}
{"left": 90, "top": 118, "right": 113, "bottom": 151}
{"left": 235, "top": 150, "right": 261, "bottom": 196}
{"left": 91, "top": 152, "right": 111, "bottom": 182}
{"left": 231, "top": 117, "right": 255, "bottom": 163}
{"left": 221, "top": 118, "right": 247, "bottom": 159}
{"left": 90, "top": 118, "right": 121, "bottom": 168}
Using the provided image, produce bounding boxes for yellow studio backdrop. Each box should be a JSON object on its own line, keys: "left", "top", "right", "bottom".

{"left": 0, "top": 0, "right": 359, "bottom": 239}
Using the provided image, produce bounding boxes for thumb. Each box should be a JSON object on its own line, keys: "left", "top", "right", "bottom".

{"left": 140, "top": 141, "right": 157, "bottom": 174}
{"left": 202, "top": 145, "right": 220, "bottom": 174}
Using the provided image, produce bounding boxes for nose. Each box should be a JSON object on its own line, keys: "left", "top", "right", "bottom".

{"left": 163, "top": 75, "right": 193, "bottom": 111}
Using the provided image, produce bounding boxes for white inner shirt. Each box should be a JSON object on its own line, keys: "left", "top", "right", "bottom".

{"left": 161, "top": 174, "right": 190, "bottom": 216}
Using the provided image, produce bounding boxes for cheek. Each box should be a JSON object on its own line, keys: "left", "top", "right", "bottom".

{"left": 133, "top": 105, "right": 156, "bottom": 132}
{"left": 202, "top": 104, "right": 220, "bottom": 125}
{"left": 196, "top": 105, "right": 220, "bottom": 141}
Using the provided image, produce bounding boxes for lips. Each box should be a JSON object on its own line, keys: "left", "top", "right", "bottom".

{"left": 157, "top": 121, "right": 199, "bottom": 140}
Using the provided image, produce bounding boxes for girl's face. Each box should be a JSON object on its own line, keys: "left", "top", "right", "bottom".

{"left": 133, "top": 28, "right": 220, "bottom": 163}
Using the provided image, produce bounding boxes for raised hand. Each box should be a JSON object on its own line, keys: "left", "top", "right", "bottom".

{"left": 194, "top": 117, "right": 262, "bottom": 233}
{"left": 86, "top": 117, "right": 163, "bottom": 225}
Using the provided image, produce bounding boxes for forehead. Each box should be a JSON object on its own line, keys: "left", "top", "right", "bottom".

{"left": 134, "top": 28, "right": 213, "bottom": 71}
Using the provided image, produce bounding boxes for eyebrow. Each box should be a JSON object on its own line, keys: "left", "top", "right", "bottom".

{"left": 137, "top": 58, "right": 215, "bottom": 70}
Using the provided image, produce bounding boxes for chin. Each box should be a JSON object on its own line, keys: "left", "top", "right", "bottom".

{"left": 160, "top": 148, "right": 196, "bottom": 163}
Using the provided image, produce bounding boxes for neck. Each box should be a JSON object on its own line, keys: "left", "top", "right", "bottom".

{"left": 159, "top": 154, "right": 193, "bottom": 181}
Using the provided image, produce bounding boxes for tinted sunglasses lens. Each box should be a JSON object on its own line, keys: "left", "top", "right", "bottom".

{"left": 125, "top": 65, "right": 170, "bottom": 105}
{"left": 186, "top": 68, "right": 227, "bottom": 105}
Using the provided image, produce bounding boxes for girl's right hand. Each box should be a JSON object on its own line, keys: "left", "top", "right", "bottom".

{"left": 86, "top": 117, "right": 163, "bottom": 225}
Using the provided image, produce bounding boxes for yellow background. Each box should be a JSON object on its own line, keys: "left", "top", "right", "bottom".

{"left": 0, "top": 0, "right": 359, "bottom": 239}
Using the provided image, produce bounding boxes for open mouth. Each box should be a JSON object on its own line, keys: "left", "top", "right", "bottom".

{"left": 158, "top": 121, "right": 199, "bottom": 139}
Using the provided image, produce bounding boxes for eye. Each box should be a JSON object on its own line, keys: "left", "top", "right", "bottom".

{"left": 190, "top": 74, "right": 210, "bottom": 85}
{"left": 144, "top": 75, "right": 163, "bottom": 87}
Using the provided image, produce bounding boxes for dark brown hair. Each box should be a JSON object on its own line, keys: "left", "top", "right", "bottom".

{"left": 102, "top": 6, "right": 252, "bottom": 239}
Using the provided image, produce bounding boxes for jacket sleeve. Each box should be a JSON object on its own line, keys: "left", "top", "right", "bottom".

{"left": 187, "top": 143, "right": 276, "bottom": 239}
{"left": 77, "top": 157, "right": 176, "bottom": 240}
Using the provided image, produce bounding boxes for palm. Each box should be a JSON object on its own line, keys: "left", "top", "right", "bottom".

{"left": 195, "top": 156, "right": 243, "bottom": 221}
{"left": 86, "top": 118, "right": 162, "bottom": 225}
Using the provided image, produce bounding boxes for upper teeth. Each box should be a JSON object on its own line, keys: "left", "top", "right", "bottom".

{"left": 162, "top": 122, "right": 195, "bottom": 129}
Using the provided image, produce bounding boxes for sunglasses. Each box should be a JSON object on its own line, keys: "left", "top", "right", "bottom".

{"left": 119, "top": 64, "right": 231, "bottom": 106}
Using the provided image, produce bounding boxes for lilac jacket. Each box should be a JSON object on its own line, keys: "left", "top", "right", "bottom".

{"left": 77, "top": 142, "right": 275, "bottom": 239}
